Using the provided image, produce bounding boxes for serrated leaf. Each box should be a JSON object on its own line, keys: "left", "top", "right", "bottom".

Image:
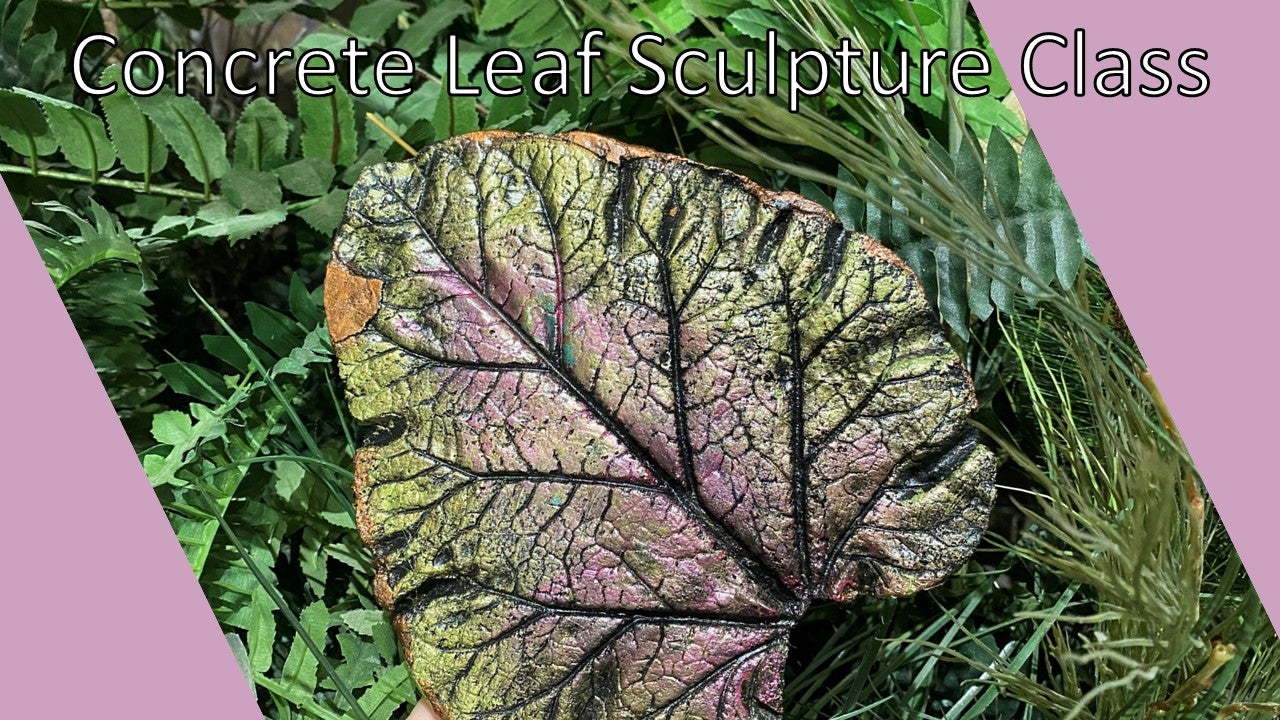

{"left": 985, "top": 128, "right": 1019, "bottom": 214}
{"left": 358, "top": 665, "right": 414, "bottom": 720}
{"left": 16, "top": 89, "right": 115, "bottom": 177}
{"left": 350, "top": 0, "right": 411, "bottom": 39}
{"left": 1016, "top": 134, "right": 1084, "bottom": 288}
{"left": 235, "top": 1, "right": 298, "bottom": 26}
{"left": 247, "top": 587, "right": 277, "bottom": 675}
{"left": 476, "top": 0, "right": 532, "bottom": 31}
{"left": 136, "top": 93, "right": 230, "bottom": 190}
{"left": 0, "top": 88, "right": 54, "bottom": 157}
{"left": 28, "top": 199, "right": 142, "bottom": 287}
{"left": 983, "top": 129, "right": 1020, "bottom": 314}
{"left": 832, "top": 166, "right": 864, "bottom": 230}
{"left": 221, "top": 168, "right": 283, "bottom": 213}
{"left": 399, "top": 0, "right": 469, "bottom": 55}
{"left": 281, "top": 600, "right": 330, "bottom": 695}
{"left": 430, "top": 91, "right": 479, "bottom": 138}
{"left": 726, "top": 8, "right": 784, "bottom": 41}
{"left": 934, "top": 243, "right": 968, "bottom": 337}
{"left": 190, "top": 202, "right": 287, "bottom": 243}
{"left": 98, "top": 66, "right": 169, "bottom": 179}
{"left": 326, "top": 132, "right": 996, "bottom": 719}
{"left": 506, "top": 3, "right": 568, "bottom": 46}
{"left": 234, "top": 97, "right": 289, "bottom": 171}
{"left": 954, "top": 138, "right": 993, "bottom": 322}
{"left": 151, "top": 409, "right": 196, "bottom": 446}
{"left": 297, "top": 83, "right": 357, "bottom": 166}
{"left": 276, "top": 157, "right": 337, "bottom": 197}
{"left": 297, "top": 189, "right": 349, "bottom": 234}
{"left": 341, "top": 609, "right": 387, "bottom": 636}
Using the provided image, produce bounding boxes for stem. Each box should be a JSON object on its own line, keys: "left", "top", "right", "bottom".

{"left": 947, "top": 0, "right": 966, "bottom": 158}
{"left": 1215, "top": 702, "right": 1280, "bottom": 720}
{"left": 1150, "top": 641, "right": 1236, "bottom": 713}
{"left": 1140, "top": 368, "right": 1205, "bottom": 619}
{"left": 25, "top": 136, "right": 38, "bottom": 176}
{"left": 0, "top": 162, "right": 214, "bottom": 202}
{"left": 366, "top": 112, "right": 418, "bottom": 157}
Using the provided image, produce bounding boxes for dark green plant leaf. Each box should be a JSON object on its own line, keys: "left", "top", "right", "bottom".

{"left": 0, "top": 0, "right": 58, "bottom": 90}
{"left": 430, "top": 92, "right": 479, "bottom": 139}
{"left": 350, "top": 0, "right": 411, "bottom": 39}
{"left": 327, "top": 132, "right": 995, "bottom": 719}
{"left": 476, "top": 0, "right": 533, "bottom": 31}
{"left": 16, "top": 88, "right": 115, "bottom": 178}
{"left": 221, "top": 168, "right": 284, "bottom": 213}
{"left": 297, "top": 83, "right": 357, "bottom": 167}
{"left": 26, "top": 199, "right": 142, "bottom": 288}
{"left": 277, "top": 157, "right": 338, "bottom": 197}
{"left": 0, "top": 87, "right": 55, "bottom": 157}
{"left": 297, "top": 189, "right": 350, "bottom": 234}
{"left": 399, "top": 0, "right": 469, "bottom": 55}
{"left": 235, "top": 1, "right": 299, "bottom": 26}
{"left": 99, "top": 66, "right": 170, "bottom": 180}
{"left": 1015, "top": 134, "right": 1085, "bottom": 289}
{"left": 190, "top": 200, "right": 286, "bottom": 243}
{"left": 136, "top": 93, "right": 230, "bottom": 191}
{"left": 234, "top": 97, "right": 290, "bottom": 171}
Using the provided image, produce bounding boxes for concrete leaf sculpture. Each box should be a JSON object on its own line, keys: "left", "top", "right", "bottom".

{"left": 326, "top": 131, "right": 996, "bottom": 719}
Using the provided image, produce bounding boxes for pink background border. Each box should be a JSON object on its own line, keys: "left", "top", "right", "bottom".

{"left": 1, "top": 1, "right": 1274, "bottom": 713}
{"left": 0, "top": 178, "right": 261, "bottom": 716}
{"left": 973, "top": 0, "right": 1279, "bottom": 629}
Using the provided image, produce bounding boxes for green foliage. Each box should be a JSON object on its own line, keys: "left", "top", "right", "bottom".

{"left": 3, "top": 0, "right": 1274, "bottom": 719}
{"left": 136, "top": 92, "right": 230, "bottom": 194}
{"left": 233, "top": 98, "right": 290, "bottom": 171}
{"left": 26, "top": 199, "right": 142, "bottom": 288}
{"left": 834, "top": 130, "right": 1087, "bottom": 336}
{"left": 0, "top": 88, "right": 55, "bottom": 159}
{"left": 0, "top": 0, "right": 59, "bottom": 91}
{"left": 100, "top": 67, "right": 170, "bottom": 181}
{"left": 296, "top": 85, "right": 358, "bottom": 167}
{"left": 17, "top": 87, "right": 116, "bottom": 179}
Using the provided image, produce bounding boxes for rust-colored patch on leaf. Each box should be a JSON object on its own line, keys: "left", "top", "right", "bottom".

{"left": 324, "top": 261, "right": 382, "bottom": 344}
{"left": 561, "top": 130, "right": 658, "bottom": 163}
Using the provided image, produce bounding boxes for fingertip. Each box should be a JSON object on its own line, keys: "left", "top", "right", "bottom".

{"left": 406, "top": 699, "right": 442, "bottom": 720}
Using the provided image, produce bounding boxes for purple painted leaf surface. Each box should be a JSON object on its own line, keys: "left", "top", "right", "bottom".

{"left": 325, "top": 131, "right": 996, "bottom": 719}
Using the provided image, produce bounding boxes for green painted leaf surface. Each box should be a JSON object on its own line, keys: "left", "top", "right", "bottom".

{"left": 327, "top": 133, "right": 995, "bottom": 719}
